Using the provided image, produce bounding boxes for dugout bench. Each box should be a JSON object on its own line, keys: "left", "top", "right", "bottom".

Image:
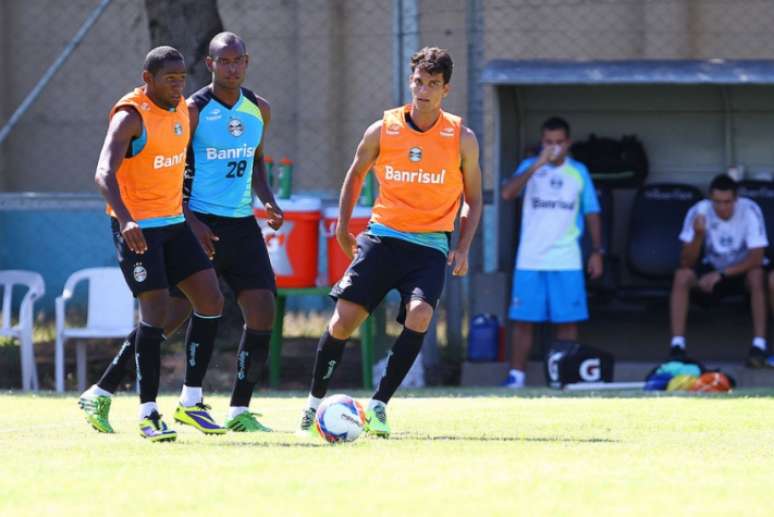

{"left": 269, "top": 286, "right": 376, "bottom": 389}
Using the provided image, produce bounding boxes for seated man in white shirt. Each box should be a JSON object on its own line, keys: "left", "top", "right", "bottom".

{"left": 669, "top": 174, "right": 769, "bottom": 367}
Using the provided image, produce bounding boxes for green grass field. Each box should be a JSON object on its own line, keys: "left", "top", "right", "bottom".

{"left": 2, "top": 389, "right": 774, "bottom": 516}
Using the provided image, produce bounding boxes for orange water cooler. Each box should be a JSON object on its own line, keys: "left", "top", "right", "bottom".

{"left": 322, "top": 206, "right": 372, "bottom": 285}
{"left": 254, "top": 196, "right": 321, "bottom": 288}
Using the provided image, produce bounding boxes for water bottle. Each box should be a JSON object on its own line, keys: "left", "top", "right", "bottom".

{"left": 359, "top": 170, "right": 375, "bottom": 207}
{"left": 467, "top": 314, "right": 499, "bottom": 362}
{"left": 264, "top": 155, "right": 274, "bottom": 191}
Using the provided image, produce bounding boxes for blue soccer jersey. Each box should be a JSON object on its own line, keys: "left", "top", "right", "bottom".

{"left": 185, "top": 86, "right": 265, "bottom": 217}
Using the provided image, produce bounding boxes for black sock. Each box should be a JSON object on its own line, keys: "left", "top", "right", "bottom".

{"left": 97, "top": 328, "right": 136, "bottom": 393}
{"left": 135, "top": 324, "right": 165, "bottom": 403}
{"left": 373, "top": 327, "right": 426, "bottom": 404}
{"left": 183, "top": 313, "right": 221, "bottom": 387}
{"left": 309, "top": 331, "right": 347, "bottom": 399}
{"left": 229, "top": 328, "right": 271, "bottom": 407}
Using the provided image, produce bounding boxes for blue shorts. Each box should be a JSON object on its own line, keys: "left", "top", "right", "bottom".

{"left": 508, "top": 269, "right": 588, "bottom": 323}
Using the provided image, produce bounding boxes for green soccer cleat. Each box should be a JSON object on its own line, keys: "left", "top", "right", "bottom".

{"left": 174, "top": 402, "right": 227, "bottom": 435}
{"left": 139, "top": 411, "right": 177, "bottom": 442}
{"left": 364, "top": 405, "right": 390, "bottom": 438}
{"left": 224, "top": 412, "right": 272, "bottom": 433}
{"left": 295, "top": 407, "right": 319, "bottom": 439}
{"left": 78, "top": 393, "right": 114, "bottom": 433}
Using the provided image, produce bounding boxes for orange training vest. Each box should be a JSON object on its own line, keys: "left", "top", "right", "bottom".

{"left": 106, "top": 87, "right": 189, "bottom": 222}
{"left": 371, "top": 106, "right": 463, "bottom": 232}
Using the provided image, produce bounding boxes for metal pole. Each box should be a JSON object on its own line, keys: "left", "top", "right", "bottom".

{"left": 392, "top": 0, "right": 403, "bottom": 106}
{"left": 393, "top": 0, "right": 419, "bottom": 107}
{"left": 0, "top": 0, "right": 114, "bottom": 146}
{"left": 466, "top": 0, "right": 485, "bottom": 273}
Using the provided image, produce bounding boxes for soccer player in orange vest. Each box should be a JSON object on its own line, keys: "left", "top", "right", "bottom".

{"left": 296, "top": 47, "right": 482, "bottom": 438}
{"left": 91, "top": 46, "right": 225, "bottom": 442}
{"left": 80, "top": 34, "right": 282, "bottom": 436}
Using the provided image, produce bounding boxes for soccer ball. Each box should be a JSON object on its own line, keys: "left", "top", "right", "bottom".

{"left": 315, "top": 394, "right": 365, "bottom": 444}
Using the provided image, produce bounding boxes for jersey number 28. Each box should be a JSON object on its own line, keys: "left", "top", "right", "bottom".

{"left": 226, "top": 160, "right": 247, "bottom": 178}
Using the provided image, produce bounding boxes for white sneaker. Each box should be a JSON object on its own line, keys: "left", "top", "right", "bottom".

{"left": 501, "top": 369, "right": 525, "bottom": 389}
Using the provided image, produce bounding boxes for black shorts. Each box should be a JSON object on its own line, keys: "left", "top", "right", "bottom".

{"left": 329, "top": 233, "right": 447, "bottom": 323}
{"left": 170, "top": 213, "right": 276, "bottom": 299}
{"left": 112, "top": 219, "right": 213, "bottom": 297}
{"left": 693, "top": 261, "right": 749, "bottom": 299}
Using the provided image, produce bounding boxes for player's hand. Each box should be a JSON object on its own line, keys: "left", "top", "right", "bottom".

{"left": 447, "top": 247, "right": 469, "bottom": 276}
{"left": 698, "top": 271, "right": 721, "bottom": 293}
{"left": 265, "top": 201, "right": 284, "bottom": 230}
{"left": 120, "top": 219, "right": 147, "bottom": 255}
{"left": 536, "top": 145, "right": 555, "bottom": 166}
{"left": 336, "top": 226, "right": 357, "bottom": 259}
{"left": 693, "top": 214, "right": 706, "bottom": 235}
{"left": 188, "top": 216, "right": 219, "bottom": 259}
{"left": 587, "top": 252, "right": 603, "bottom": 280}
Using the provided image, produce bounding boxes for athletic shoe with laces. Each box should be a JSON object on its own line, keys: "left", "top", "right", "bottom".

{"left": 501, "top": 371, "right": 525, "bottom": 389}
{"left": 78, "top": 393, "right": 114, "bottom": 433}
{"left": 294, "top": 407, "right": 319, "bottom": 438}
{"left": 745, "top": 346, "right": 768, "bottom": 369}
{"left": 224, "top": 411, "right": 272, "bottom": 432}
{"left": 364, "top": 404, "right": 390, "bottom": 438}
{"left": 174, "top": 402, "right": 227, "bottom": 435}
{"left": 139, "top": 411, "right": 177, "bottom": 442}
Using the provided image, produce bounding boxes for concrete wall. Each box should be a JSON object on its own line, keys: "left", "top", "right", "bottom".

{"left": 2, "top": 0, "right": 774, "bottom": 195}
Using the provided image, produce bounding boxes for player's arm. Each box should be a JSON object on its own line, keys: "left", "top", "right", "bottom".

{"left": 680, "top": 239, "right": 703, "bottom": 269}
{"left": 585, "top": 213, "right": 603, "bottom": 279}
{"left": 94, "top": 107, "right": 147, "bottom": 254}
{"left": 336, "top": 120, "right": 381, "bottom": 258}
{"left": 725, "top": 204, "right": 769, "bottom": 276}
{"left": 250, "top": 96, "right": 283, "bottom": 230}
{"left": 182, "top": 99, "right": 200, "bottom": 207}
{"left": 501, "top": 146, "right": 554, "bottom": 200}
{"left": 680, "top": 210, "right": 705, "bottom": 269}
{"left": 725, "top": 247, "right": 764, "bottom": 276}
{"left": 182, "top": 100, "right": 219, "bottom": 259}
{"left": 448, "top": 126, "right": 483, "bottom": 276}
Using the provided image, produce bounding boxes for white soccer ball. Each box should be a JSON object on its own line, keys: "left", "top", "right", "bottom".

{"left": 315, "top": 394, "right": 365, "bottom": 444}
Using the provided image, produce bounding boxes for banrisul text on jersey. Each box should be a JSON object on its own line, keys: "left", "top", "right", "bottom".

{"left": 107, "top": 87, "right": 190, "bottom": 228}
{"left": 186, "top": 86, "right": 264, "bottom": 217}
{"left": 371, "top": 106, "right": 463, "bottom": 233}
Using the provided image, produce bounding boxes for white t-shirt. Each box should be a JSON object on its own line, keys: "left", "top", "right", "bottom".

{"left": 514, "top": 157, "right": 600, "bottom": 270}
{"left": 679, "top": 197, "right": 768, "bottom": 270}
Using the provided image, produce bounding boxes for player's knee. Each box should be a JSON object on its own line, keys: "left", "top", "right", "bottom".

{"left": 328, "top": 317, "right": 355, "bottom": 339}
{"left": 328, "top": 314, "right": 356, "bottom": 339}
{"left": 747, "top": 267, "right": 764, "bottom": 291}
{"left": 404, "top": 301, "right": 434, "bottom": 332}
{"left": 673, "top": 268, "right": 695, "bottom": 289}
{"left": 138, "top": 290, "right": 170, "bottom": 327}
{"left": 328, "top": 308, "right": 359, "bottom": 339}
{"left": 197, "top": 288, "right": 224, "bottom": 316}
{"left": 240, "top": 290, "right": 275, "bottom": 330}
{"left": 328, "top": 300, "right": 367, "bottom": 339}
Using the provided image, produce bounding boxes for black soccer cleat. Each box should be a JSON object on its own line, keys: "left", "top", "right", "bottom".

{"left": 669, "top": 345, "right": 686, "bottom": 360}
{"left": 745, "top": 346, "right": 768, "bottom": 369}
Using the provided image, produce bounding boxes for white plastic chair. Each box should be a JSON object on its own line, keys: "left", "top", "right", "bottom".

{"left": 55, "top": 267, "right": 135, "bottom": 392}
{"left": 0, "top": 270, "right": 45, "bottom": 391}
